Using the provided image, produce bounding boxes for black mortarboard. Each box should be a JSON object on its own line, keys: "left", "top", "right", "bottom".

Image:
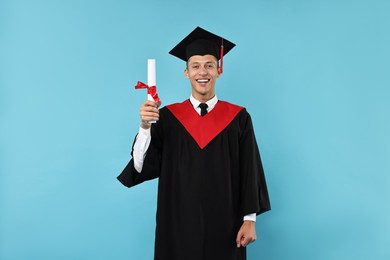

{"left": 169, "top": 27, "right": 236, "bottom": 73}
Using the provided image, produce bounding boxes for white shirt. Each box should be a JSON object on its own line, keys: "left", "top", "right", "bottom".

{"left": 133, "top": 95, "right": 256, "bottom": 222}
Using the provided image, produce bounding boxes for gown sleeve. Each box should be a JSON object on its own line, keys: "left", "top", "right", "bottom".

{"left": 117, "top": 122, "right": 163, "bottom": 188}
{"left": 239, "top": 110, "right": 271, "bottom": 216}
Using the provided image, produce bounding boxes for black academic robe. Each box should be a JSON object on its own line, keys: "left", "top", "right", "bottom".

{"left": 118, "top": 100, "right": 270, "bottom": 260}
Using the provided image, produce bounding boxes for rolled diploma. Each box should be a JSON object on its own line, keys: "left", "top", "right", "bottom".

{"left": 147, "top": 59, "right": 157, "bottom": 123}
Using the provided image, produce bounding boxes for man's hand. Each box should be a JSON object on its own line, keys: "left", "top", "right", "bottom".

{"left": 140, "top": 100, "right": 162, "bottom": 129}
{"left": 236, "top": 220, "right": 256, "bottom": 248}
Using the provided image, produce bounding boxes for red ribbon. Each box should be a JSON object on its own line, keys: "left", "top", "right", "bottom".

{"left": 135, "top": 81, "right": 160, "bottom": 102}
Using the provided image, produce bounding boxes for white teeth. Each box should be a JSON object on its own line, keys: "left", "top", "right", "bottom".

{"left": 197, "top": 79, "right": 209, "bottom": 83}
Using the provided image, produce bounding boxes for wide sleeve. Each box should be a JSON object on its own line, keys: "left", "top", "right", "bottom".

{"left": 239, "top": 110, "right": 271, "bottom": 216}
{"left": 117, "top": 122, "right": 163, "bottom": 188}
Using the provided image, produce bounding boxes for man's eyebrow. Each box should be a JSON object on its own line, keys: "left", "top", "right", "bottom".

{"left": 190, "top": 61, "right": 216, "bottom": 65}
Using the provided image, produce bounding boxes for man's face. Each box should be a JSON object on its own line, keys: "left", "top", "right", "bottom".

{"left": 184, "top": 55, "right": 220, "bottom": 102}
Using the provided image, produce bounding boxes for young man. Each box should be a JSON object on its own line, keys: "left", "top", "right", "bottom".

{"left": 118, "top": 27, "right": 270, "bottom": 260}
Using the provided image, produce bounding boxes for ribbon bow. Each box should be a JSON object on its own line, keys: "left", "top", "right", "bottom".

{"left": 135, "top": 81, "right": 160, "bottom": 102}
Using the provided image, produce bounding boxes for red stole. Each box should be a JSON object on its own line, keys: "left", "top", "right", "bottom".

{"left": 166, "top": 100, "right": 243, "bottom": 149}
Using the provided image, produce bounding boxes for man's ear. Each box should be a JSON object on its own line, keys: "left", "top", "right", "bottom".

{"left": 184, "top": 68, "right": 189, "bottom": 79}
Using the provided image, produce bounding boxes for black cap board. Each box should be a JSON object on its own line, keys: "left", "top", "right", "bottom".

{"left": 169, "top": 27, "right": 236, "bottom": 70}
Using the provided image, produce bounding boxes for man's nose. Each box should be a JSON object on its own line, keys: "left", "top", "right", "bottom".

{"left": 198, "top": 67, "right": 208, "bottom": 75}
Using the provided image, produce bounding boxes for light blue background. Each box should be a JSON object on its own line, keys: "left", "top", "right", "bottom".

{"left": 1, "top": 0, "right": 389, "bottom": 259}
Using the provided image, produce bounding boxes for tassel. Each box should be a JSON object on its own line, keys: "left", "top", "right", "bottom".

{"left": 219, "top": 38, "right": 224, "bottom": 74}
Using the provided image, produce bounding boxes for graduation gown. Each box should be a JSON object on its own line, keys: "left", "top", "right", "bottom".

{"left": 118, "top": 100, "right": 270, "bottom": 260}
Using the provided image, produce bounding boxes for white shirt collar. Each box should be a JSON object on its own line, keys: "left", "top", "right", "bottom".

{"left": 190, "top": 95, "right": 218, "bottom": 113}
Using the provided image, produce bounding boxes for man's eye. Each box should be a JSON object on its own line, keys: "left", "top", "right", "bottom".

{"left": 192, "top": 65, "right": 199, "bottom": 69}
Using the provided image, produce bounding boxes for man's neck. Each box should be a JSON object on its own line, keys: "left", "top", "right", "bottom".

{"left": 192, "top": 93, "right": 215, "bottom": 103}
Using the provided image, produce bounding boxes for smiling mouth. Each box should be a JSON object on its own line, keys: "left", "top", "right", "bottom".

{"left": 196, "top": 79, "right": 210, "bottom": 83}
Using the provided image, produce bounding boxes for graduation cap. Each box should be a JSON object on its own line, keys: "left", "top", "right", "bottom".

{"left": 169, "top": 27, "right": 236, "bottom": 73}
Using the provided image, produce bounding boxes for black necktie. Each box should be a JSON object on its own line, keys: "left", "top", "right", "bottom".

{"left": 199, "top": 103, "right": 208, "bottom": 116}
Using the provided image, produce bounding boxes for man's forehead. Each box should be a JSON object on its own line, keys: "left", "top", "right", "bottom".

{"left": 188, "top": 55, "right": 218, "bottom": 64}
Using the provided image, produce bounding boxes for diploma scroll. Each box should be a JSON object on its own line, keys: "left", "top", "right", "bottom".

{"left": 147, "top": 59, "right": 156, "bottom": 102}
{"left": 135, "top": 59, "right": 160, "bottom": 124}
{"left": 147, "top": 59, "right": 157, "bottom": 123}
